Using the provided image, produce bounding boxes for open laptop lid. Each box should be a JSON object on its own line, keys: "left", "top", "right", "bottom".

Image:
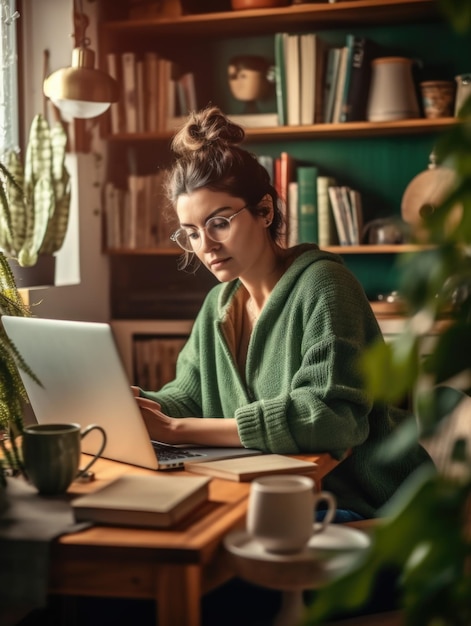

{"left": 2, "top": 316, "right": 261, "bottom": 470}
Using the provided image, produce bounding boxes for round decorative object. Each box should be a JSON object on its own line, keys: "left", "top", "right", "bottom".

{"left": 401, "top": 156, "right": 462, "bottom": 242}
{"left": 231, "top": 0, "right": 290, "bottom": 10}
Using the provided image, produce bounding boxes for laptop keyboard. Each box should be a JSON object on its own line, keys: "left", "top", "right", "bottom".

{"left": 152, "top": 441, "right": 206, "bottom": 460}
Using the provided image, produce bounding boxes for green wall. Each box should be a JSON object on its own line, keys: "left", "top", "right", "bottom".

{"left": 206, "top": 20, "right": 471, "bottom": 298}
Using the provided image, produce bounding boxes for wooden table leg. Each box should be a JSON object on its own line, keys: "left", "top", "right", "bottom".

{"left": 155, "top": 564, "right": 202, "bottom": 626}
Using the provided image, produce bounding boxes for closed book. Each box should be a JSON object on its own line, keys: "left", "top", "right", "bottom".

{"left": 317, "top": 175, "right": 338, "bottom": 247}
{"left": 184, "top": 454, "right": 317, "bottom": 482}
{"left": 343, "top": 36, "right": 378, "bottom": 122}
{"left": 339, "top": 186, "right": 355, "bottom": 244}
{"left": 338, "top": 34, "right": 357, "bottom": 123}
{"left": 297, "top": 166, "right": 318, "bottom": 244}
{"left": 323, "top": 47, "right": 342, "bottom": 123}
{"left": 287, "top": 181, "right": 299, "bottom": 246}
{"left": 278, "top": 151, "right": 296, "bottom": 246}
{"left": 332, "top": 46, "right": 348, "bottom": 124}
{"left": 106, "top": 53, "right": 124, "bottom": 134}
{"left": 72, "top": 474, "right": 211, "bottom": 528}
{"left": 144, "top": 51, "right": 160, "bottom": 132}
{"left": 274, "top": 32, "right": 288, "bottom": 126}
{"left": 257, "top": 155, "right": 274, "bottom": 183}
{"left": 328, "top": 185, "right": 349, "bottom": 246}
{"left": 286, "top": 33, "right": 301, "bottom": 126}
{"left": 121, "top": 52, "right": 138, "bottom": 133}
{"left": 348, "top": 188, "right": 364, "bottom": 244}
{"left": 300, "top": 32, "right": 315, "bottom": 125}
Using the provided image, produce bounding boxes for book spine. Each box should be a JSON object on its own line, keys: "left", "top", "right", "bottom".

{"left": 297, "top": 166, "right": 318, "bottom": 244}
{"left": 314, "top": 38, "right": 327, "bottom": 124}
{"left": 300, "top": 32, "right": 315, "bottom": 125}
{"left": 122, "top": 52, "right": 138, "bottom": 133}
{"left": 136, "top": 59, "right": 145, "bottom": 133}
{"left": 339, "top": 34, "right": 356, "bottom": 123}
{"left": 331, "top": 46, "right": 348, "bottom": 124}
{"left": 144, "top": 52, "right": 160, "bottom": 132}
{"left": 287, "top": 181, "right": 298, "bottom": 247}
{"left": 286, "top": 33, "right": 301, "bottom": 126}
{"left": 328, "top": 186, "right": 349, "bottom": 246}
{"left": 274, "top": 33, "right": 287, "bottom": 126}
{"left": 106, "top": 53, "right": 123, "bottom": 134}
{"left": 279, "top": 151, "right": 296, "bottom": 247}
{"left": 344, "top": 37, "right": 377, "bottom": 122}
{"left": 323, "top": 47, "right": 342, "bottom": 123}
{"left": 339, "top": 186, "right": 355, "bottom": 244}
{"left": 317, "top": 175, "right": 337, "bottom": 247}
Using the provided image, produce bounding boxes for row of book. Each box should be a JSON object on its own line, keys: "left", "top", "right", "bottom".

{"left": 106, "top": 51, "right": 197, "bottom": 134}
{"left": 133, "top": 337, "right": 187, "bottom": 390}
{"left": 274, "top": 31, "right": 378, "bottom": 126}
{"left": 259, "top": 153, "right": 364, "bottom": 247}
{"left": 103, "top": 171, "right": 174, "bottom": 250}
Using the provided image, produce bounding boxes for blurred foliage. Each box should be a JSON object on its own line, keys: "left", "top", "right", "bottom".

{"left": 304, "top": 1, "right": 471, "bottom": 624}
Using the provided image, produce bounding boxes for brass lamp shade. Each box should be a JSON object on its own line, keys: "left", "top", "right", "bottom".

{"left": 43, "top": 47, "right": 119, "bottom": 120}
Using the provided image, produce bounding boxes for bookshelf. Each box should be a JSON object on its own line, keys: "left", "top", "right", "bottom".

{"left": 97, "top": 0, "right": 468, "bottom": 318}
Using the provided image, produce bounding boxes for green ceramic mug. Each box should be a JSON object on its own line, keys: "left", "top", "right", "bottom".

{"left": 22, "top": 423, "right": 107, "bottom": 495}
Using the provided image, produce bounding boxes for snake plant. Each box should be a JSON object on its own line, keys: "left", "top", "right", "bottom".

{"left": 0, "top": 250, "right": 39, "bottom": 483}
{"left": 0, "top": 113, "right": 71, "bottom": 267}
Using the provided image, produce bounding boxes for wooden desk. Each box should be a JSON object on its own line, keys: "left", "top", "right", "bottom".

{"left": 48, "top": 453, "right": 341, "bottom": 626}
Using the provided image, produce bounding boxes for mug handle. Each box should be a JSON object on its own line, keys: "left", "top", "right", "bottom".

{"left": 77, "top": 424, "right": 107, "bottom": 477}
{"left": 314, "top": 490, "right": 337, "bottom": 531}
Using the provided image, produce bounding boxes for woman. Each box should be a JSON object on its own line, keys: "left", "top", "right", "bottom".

{"left": 134, "top": 105, "right": 431, "bottom": 521}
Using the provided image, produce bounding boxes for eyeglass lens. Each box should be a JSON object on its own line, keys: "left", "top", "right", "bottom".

{"left": 175, "top": 216, "right": 232, "bottom": 251}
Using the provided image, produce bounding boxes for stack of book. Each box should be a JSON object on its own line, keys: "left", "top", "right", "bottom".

{"left": 275, "top": 32, "right": 328, "bottom": 126}
{"left": 324, "top": 34, "right": 379, "bottom": 124}
{"left": 274, "top": 31, "right": 379, "bottom": 126}
{"left": 262, "top": 154, "right": 364, "bottom": 248}
{"left": 107, "top": 51, "right": 197, "bottom": 134}
{"left": 104, "top": 169, "right": 173, "bottom": 250}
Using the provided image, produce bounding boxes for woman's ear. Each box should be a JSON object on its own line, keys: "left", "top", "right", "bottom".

{"left": 258, "top": 194, "right": 274, "bottom": 225}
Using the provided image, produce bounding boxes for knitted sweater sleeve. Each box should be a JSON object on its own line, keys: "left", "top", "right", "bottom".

{"left": 235, "top": 261, "right": 380, "bottom": 457}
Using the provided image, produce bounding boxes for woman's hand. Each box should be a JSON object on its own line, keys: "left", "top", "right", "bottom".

{"left": 132, "top": 390, "right": 243, "bottom": 448}
{"left": 134, "top": 395, "right": 178, "bottom": 443}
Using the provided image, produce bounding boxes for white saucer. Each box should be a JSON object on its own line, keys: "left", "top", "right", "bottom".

{"left": 224, "top": 524, "right": 370, "bottom": 590}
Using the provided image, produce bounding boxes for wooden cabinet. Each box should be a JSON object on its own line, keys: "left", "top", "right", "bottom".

{"left": 97, "top": 0, "right": 469, "bottom": 319}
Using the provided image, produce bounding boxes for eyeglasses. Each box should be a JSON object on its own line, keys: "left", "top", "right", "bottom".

{"left": 170, "top": 206, "right": 248, "bottom": 252}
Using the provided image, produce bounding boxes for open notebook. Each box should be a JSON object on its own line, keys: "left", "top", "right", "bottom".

{"left": 2, "top": 316, "right": 261, "bottom": 470}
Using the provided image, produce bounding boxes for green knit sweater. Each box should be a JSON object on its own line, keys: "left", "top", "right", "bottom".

{"left": 141, "top": 246, "right": 431, "bottom": 517}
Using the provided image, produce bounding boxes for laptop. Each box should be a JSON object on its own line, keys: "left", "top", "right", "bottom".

{"left": 2, "top": 316, "right": 262, "bottom": 471}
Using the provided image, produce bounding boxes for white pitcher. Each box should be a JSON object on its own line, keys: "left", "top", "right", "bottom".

{"left": 367, "top": 57, "right": 421, "bottom": 122}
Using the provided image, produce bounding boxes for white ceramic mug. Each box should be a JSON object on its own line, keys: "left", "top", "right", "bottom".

{"left": 246, "top": 474, "right": 336, "bottom": 555}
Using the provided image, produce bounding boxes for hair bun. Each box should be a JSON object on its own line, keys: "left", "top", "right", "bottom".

{"left": 171, "top": 106, "right": 245, "bottom": 155}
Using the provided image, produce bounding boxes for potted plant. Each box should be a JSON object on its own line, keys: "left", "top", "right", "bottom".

{"left": 303, "top": 1, "right": 471, "bottom": 623}
{"left": 0, "top": 112, "right": 70, "bottom": 287}
{"left": 0, "top": 163, "right": 39, "bottom": 487}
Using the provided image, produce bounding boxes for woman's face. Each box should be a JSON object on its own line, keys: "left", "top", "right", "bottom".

{"left": 176, "top": 188, "right": 272, "bottom": 283}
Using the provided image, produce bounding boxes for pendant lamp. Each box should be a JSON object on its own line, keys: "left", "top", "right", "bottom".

{"left": 43, "top": 0, "right": 118, "bottom": 120}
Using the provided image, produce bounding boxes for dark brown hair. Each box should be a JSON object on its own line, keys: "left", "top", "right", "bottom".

{"left": 166, "top": 106, "right": 284, "bottom": 244}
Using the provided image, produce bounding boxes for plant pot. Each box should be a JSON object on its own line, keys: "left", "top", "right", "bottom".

{"left": 8, "top": 254, "right": 56, "bottom": 289}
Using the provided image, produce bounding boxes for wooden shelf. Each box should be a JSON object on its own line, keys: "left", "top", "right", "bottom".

{"left": 106, "top": 244, "right": 428, "bottom": 256}
{"left": 107, "top": 247, "right": 181, "bottom": 255}
{"left": 102, "top": 0, "right": 439, "bottom": 38}
{"left": 325, "top": 244, "right": 428, "bottom": 254}
{"left": 107, "top": 117, "right": 457, "bottom": 144}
